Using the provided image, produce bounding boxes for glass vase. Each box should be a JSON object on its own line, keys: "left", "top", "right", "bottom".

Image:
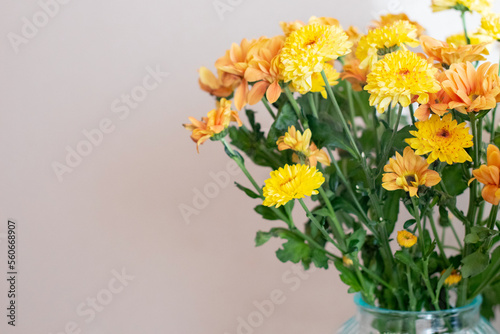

{"left": 337, "top": 294, "right": 498, "bottom": 334}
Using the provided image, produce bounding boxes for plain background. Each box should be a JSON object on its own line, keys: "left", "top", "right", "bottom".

{"left": 1, "top": 0, "right": 500, "bottom": 333}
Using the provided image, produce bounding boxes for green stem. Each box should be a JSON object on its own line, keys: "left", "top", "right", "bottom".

{"left": 346, "top": 82, "right": 357, "bottom": 137}
{"left": 320, "top": 70, "right": 360, "bottom": 159}
{"left": 428, "top": 213, "right": 450, "bottom": 266}
{"left": 449, "top": 221, "right": 464, "bottom": 250}
{"left": 298, "top": 198, "right": 340, "bottom": 250}
{"left": 318, "top": 187, "right": 346, "bottom": 240}
{"left": 307, "top": 93, "right": 318, "bottom": 118}
{"left": 261, "top": 97, "right": 276, "bottom": 120}
{"left": 461, "top": 11, "right": 471, "bottom": 45}
{"left": 487, "top": 205, "right": 499, "bottom": 230}
{"left": 284, "top": 85, "right": 308, "bottom": 129}
{"left": 409, "top": 103, "right": 416, "bottom": 124}
{"left": 359, "top": 263, "right": 394, "bottom": 291}
{"left": 376, "top": 104, "right": 403, "bottom": 178}
{"left": 406, "top": 264, "right": 417, "bottom": 311}
{"left": 221, "top": 138, "right": 262, "bottom": 195}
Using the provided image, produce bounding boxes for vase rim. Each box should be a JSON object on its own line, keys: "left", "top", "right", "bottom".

{"left": 353, "top": 293, "right": 483, "bottom": 315}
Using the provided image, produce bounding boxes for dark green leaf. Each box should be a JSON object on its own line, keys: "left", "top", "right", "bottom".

{"left": 235, "top": 182, "right": 261, "bottom": 199}
{"left": 311, "top": 248, "right": 329, "bottom": 269}
{"left": 276, "top": 238, "right": 310, "bottom": 264}
{"left": 442, "top": 163, "right": 468, "bottom": 196}
{"left": 274, "top": 103, "right": 298, "bottom": 131}
{"left": 254, "top": 205, "right": 280, "bottom": 221}
{"left": 404, "top": 219, "right": 416, "bottom": 229}
{"left": 334, "top": 259, "right": 362, "bottom": 292}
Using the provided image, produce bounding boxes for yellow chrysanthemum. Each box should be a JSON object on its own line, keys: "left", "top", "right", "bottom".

{"left": 279, "top": 24, "right": 352, "bottom": 94}
{"left": 364, "top": 50, "right": 440, "bottom": 113}
{"left": 397, "top": 230, "right": 418, "bottom": 248}
{"left": 276, "top": 126, "right": 330, "bottom": 167}
{"left": 382, "top": 147, "right": 441, "bottom": 197}
{"left": 263, "top": 164, "right": 325, "bottom": 208}
{"left": 446, "top": 32, "right": 494, "bottom": 46}
{"left": 406, "top": 114, "right": 473, "bottom": 164}
{"left": 443, "top": 270, "right": 462, "bottom": 286}
{"left": 309, "top": 62, "right": 340, "bottom": 98}
{"left": 480, "top": 13, "right": 500, "bottom": 41}
{"left": 371, "top": 13, "right": 425, "bottom": 37}
{"left": 431, "top": 0, "right": 492, "bottom": 14}
{"left": 356, "top": 20, "right": 419, "bottom": 70}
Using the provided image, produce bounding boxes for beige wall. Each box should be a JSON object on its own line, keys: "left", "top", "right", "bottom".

{"left": 1, "top": 0, "right": 499, "bottom": 333}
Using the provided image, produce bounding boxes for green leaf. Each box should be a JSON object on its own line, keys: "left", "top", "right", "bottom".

{"left": 442, "top": 163, "right": 468, "bottom": 196}
{"left": 461, "top": 250, "right": 489, "bottom": 278}
{"left": 311, "top": 248, "right": 329, "bottom": 269}
{"left": 438, "top": 206, "right": 451, "bottom": 227}
{"left": 404, "top": 219, "right": 416, "bottom": 230}
{"left": 347, "top": 228, "right": 366, "bottom": 253}
{"left": 383, "top": 190, "right": 403, "bottom": 232}
{"left": 255, "top": 231, "right": 273, "bottom": 246}
{"left": 235, "top": 182, "right": 261, "bottom": 199}
{"left": 276, "top": 238, "right": 311, "bottom": 264}
{"left": 334, "top": 259, "right": 362, "bottom": 293}
{"left": 274, "top": 103, "right": 298, "bottom": 131}
{"left": 254, "top": 205, "right": 280, "bottom": 221}
{"left": 307, "top": 113, "right": 357, "bottom": 157}
{"left": 395, "top": 250, "right": 421, "bottom": 274}
{"left": 465, "top": 233, "right": 480, "bottom": 244}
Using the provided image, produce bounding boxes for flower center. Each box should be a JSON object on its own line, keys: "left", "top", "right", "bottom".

{"left": 398, "top": 68, "right": 411, "bottom": 76}
{"left": 405, "top": 174, "right": 416, "bottom": 184}
{"left": 437, "top": 129, "right": 451, "bottom": 138}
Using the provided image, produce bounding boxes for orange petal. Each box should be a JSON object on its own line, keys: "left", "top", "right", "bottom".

{"left": 266, "top": 81, "right": 282, "bottom": 103}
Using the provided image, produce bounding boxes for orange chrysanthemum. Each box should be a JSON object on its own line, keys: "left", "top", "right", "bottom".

{"left": 442, "top": 62, "right": 500, "bottom": 114}
{"left": 471, "top": 144, "right": 500, "bottom": 205}
{"left": 215, "top": 38, "right": 263, "bottom": 110}
{"left": 371, "top": 13, "right": 425, "bottom": 37}
{"left": 277, "top": 126, "right": 330, "bottom": 167}
{"left": 183, "top": 98, "right": 242, "bottom": 152}
{"left": 414, "top": 71, "right": 451, "bottom": 121}
{"left": 341, "top": 57, "right": 368, "bottom": 92}
{"left": 382, "top": 147, "right": 441, "bottom": 197}
{"left": 245, "top": 36, "right": 285, "bottom": 105}
{"left": 420, "top": 35, "right": 489, "bottom": 69}
{"left": 198, "top": 67, "right": 239, "bottom": 98}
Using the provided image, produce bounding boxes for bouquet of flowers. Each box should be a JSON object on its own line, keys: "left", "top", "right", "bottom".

{"left": 184, "top": 0, "right": 500, "bottom": 318}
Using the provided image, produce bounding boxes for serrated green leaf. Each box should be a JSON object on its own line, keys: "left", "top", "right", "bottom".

{"left": 311, "top": 248, "right": 329, "bottom": 269}
{"left": 276, "top": 238, "right": 310, "bottom": 264}
{"left": 465, "top": 233, "right": 480, "bottom": 244}
{"left": 275, "top": 103, "right": 298, "bottom": 131}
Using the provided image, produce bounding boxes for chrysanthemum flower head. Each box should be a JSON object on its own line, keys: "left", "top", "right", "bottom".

{"left": 245, "top": 36, "right": 285, "bottom": 105}
{"left": 443, "top": 269, "right": 462, "bottom": 287}
{"left": 279, "top": 24, "right": 352, "bottom": 94}
{"left": 446, "top": 31, "right": 494, "bottom": 46}
{"left": 276, "top": 126, "right": 330, "bottom": 167}
{"left": 183, "top": 98, "right": 242, "bottom": 152}
{"left": 371, "top": 13, "right": 425, "bottom": 37}
{"left": 431, "top": 0, "right": 492, "bottom": 14}
{"left": 442, "top": 61, "right": 500, "bottom": 114}
{"left": 215, "top": 37, "right": 264, "bottom": 110}
{"left": 342, "top": 255, "right": 354, "bottom": 267}
{"left": 301, "top": 62, "right": 339, "bottom": 98}
{"left": 263, "top": 164, "right": 325, "bottom": 207}
{"left": 341, "top": 57, "right": 368, "bottom": 92}
{"left": 471, "top": 144, "right": 500, "bottom": 205}
{"left": 364, "top": 50, "right": 440, "bottom": 113}
{"left": 406, "top": 113, "right": 473, "bottom": 164}
{"left": 356, "top": 20, "right": 419, "bottom": 70}
{"left": 198, "top": 67, "right": 239, "bottom": 98}
{"left": 382, "top": 147, "right": 441, "bottom": 197}
{"left": 420, "top": 35, "right": 489, "bottom": 69}
{"left": 414, "top": 71, "right": 451, "bottom": 121}
{"left": 480, "top": 13, "right": 500, "bottom": 41}
{"left": 397, "top": 230, "right": 418, "bottom": 248}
